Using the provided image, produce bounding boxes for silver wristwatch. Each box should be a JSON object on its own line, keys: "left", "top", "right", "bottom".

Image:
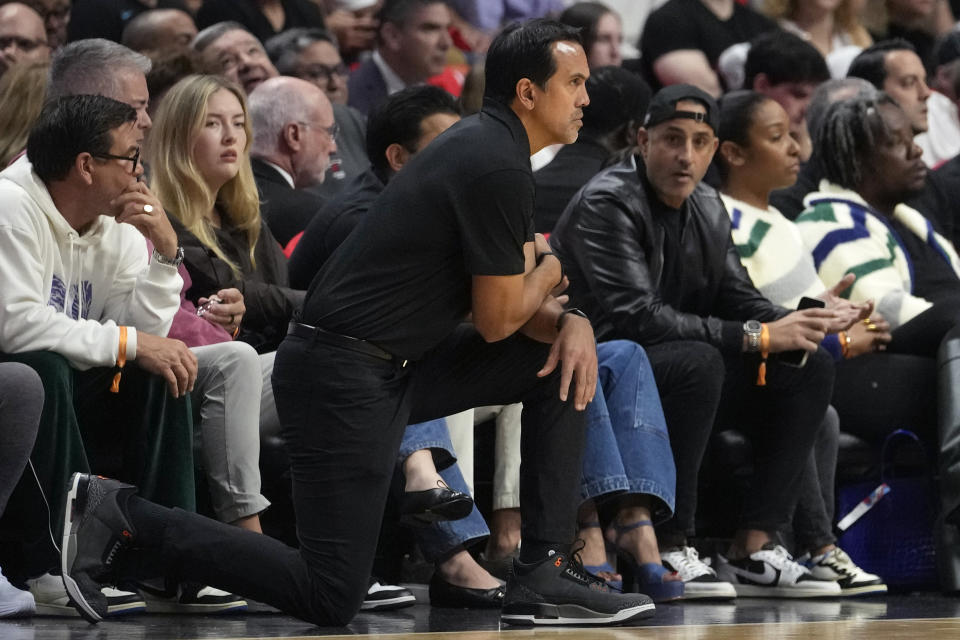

{"left": 743, "top": 319, "right": 763, "bottom": 352}
{"left": 152, "top": 246, "right": 184, "bottom": 267}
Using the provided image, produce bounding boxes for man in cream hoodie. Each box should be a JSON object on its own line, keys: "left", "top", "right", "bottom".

{"left": 0, "top": 94, "right": 198, "bottom": 615}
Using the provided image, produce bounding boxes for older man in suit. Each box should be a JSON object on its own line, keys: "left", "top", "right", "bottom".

{"left": 248, "top": 76, "right": 338, "bottom": 247}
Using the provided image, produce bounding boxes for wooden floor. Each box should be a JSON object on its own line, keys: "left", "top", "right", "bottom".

{"left": 2, "top": 593, "right": 960, "bottom": 640}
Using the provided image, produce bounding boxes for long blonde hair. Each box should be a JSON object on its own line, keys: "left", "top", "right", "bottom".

{"left": 765, "top": 0, "right": 873, "bottom": 49}
{"left": 148, "top": 74, "right": 260, "bottom": 277}
{"left": 0, "top": 61, "right": 49, "bottom": 167}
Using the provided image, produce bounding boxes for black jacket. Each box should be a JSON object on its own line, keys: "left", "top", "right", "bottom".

{"left": 170, "top": 215, "right": 305, "bottom": 353}
{"left": 551, "top": 154, "right": 787, "bottom": 354}
{"left": 252, "top": 159, "right": 324, "bottom": 247}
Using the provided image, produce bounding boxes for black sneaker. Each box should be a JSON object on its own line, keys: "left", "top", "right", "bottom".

{"left": 139, "top": 581, "right": 247, "bottom": 613}
{"left": 501, "top": 545, "right": 656, "bottom": 626}
{"left": 360, "top": 578, "right": 416, "bottom": 611}
{"left": 60, "top": 473, "right": 138, "bottom": 623}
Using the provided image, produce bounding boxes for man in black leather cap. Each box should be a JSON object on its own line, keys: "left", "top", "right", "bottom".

{"left": 551, "top": 84, "right": 851, "bottom": 598}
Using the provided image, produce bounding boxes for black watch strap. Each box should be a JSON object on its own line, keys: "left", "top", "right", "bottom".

{"left": 556, "top": 308, "right": 588, "bottom": 332}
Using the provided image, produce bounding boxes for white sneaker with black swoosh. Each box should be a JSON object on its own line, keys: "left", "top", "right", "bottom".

{"left": 715, "top": 543, "right": 841, "bottom": 598}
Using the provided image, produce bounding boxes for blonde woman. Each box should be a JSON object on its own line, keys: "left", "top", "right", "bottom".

{"left": 149, "top": 74, "right": 304, "bottom": 353}
{"left": 0, "top": 60, "right": 48, "bottom": 167}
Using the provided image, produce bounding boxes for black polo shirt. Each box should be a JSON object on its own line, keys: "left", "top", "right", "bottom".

{"left": 288, "top": 167, "right": 385, "bottom": 290}
{"left": 300, "top": 98, "right": 535, "bottom": 361}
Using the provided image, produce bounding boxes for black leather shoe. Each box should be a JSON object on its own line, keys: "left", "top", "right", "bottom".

{"left": 429, "top": 572, "right": 505, "bottom": 609}
{"left": 400, "top": 482, "right": 473, "bottom": 527}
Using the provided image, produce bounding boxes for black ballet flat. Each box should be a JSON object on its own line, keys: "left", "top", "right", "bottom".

{"left": 400, "top": 482, "right": 474, "bottom": 527}
{"left": 428, "top": 572, "right": 505, "bottom": 609}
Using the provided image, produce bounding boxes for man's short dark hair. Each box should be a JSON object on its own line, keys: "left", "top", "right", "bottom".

{"left": 847, "top": 39, "right": 916, "bottom": 89}
{"left": 378, "top": 0, "right": 444, "bottom": 25}
{"left": 744, "top": 30, "right": 830, "bottom": 88}
{"left": 366, "top": 84, "right": 460, "bottom": 179}
{"left": 484, "top": 18, "right": 583, "bottom": 104}
{"left": 27, "top": 95, "right": 137, "bottom": 183}
{"left": 265, "top": 27, "right": 338, "bottom": 75}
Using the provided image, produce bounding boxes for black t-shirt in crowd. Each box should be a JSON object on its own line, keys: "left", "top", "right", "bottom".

{"left": 888, "top": 216, "right": 960, "bottom": 305}
{"left": 639, "top": 0, "right": 777, "bottom": 89}
{"left": 534, "top": 137, "right": 610, "bottom": 234}
{"left": 288, "top": 167, "right": 385, "bottom": 290}
{"left": 642, "top": 170, "right": 688, "bottom": 310}
{"left": 300, "top": 98, "right": 535, "bottom": 361}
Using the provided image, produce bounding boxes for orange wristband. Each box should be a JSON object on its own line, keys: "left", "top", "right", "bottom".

{"left": 110, "top": 326, "right": 128, "bottom": 393}
{"left": 839, "top": 331, "right": 851, "bottom": 359}
{"left": 756, "top": 323, "right": 770, "bottom": 386}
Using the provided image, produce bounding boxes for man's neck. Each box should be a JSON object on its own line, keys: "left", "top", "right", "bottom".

{"left": 700, "top": 0, "right": 735, "bottom": 21}
{"left": 858, "top": 182, "right": 899, "bottom": 218}
{"left": 375, "top": 49, "right": 420, "bottom": 88}
{"left": 46, "top": 181, "right": 98, "bottom": 235}
{"left": 256, "top": 155, "right": 296, "bottom": 188}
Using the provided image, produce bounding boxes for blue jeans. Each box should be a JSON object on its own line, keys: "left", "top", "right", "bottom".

{"left": 399, "top": 418, "right": 489, "bottom": 562}
{"left": 581, "top": 341, "right": 677, "bottom": 523}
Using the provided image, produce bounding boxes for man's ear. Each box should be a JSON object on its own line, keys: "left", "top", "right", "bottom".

{"left": 380, "top": 21, "right": 401, "bottom": 52}
{"left": 636, "top": 127, "right": 649, "bottom": 155}
{"left": 384, "top": 142, "right": 410, "bottom": 172}
{"left": 752, "top": 72, "right": 771, "bottom": 93}
{"left": 283, "top": 122, "right": 302, "bottom": 153}
{"left": 75, "top": 152, "right": 95, "bottom": 186}
{"left": 514, "top": 78, "right": 537, "bottom": 112}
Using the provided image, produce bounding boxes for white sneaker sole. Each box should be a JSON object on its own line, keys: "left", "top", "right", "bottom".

{"left": 682, "top": 582, "right": 738, "bottom": 600}
{"left": 732, "top": 583, "right": 841, "bottom": 598}
{"left": 141, "top": 598, "right": 248, "bottom": 614}
{"left": 838, "top": 583, "right": 889, "bottom": 597}
{"left": 60, "top": 473, "right": 102, "bottom": 623}
{"left": 360, "top": 594, "right": 416, "bottom": 611}
{"left": 501, "top": 601, "right": 655, "bottom": 626}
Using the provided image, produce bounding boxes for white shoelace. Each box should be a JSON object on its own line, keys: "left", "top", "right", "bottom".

{"left": 663, "top": 546, "right": 716, "bottom": 580}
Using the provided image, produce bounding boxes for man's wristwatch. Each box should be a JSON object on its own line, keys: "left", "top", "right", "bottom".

{"left": 743, "top": 319, "right": 763, "bottom": 352}
{"left": 153, "top": 246, "right": 184, "bottom": 267}
{"left": 557, "top": 308, "right": 588, "bottom": 332}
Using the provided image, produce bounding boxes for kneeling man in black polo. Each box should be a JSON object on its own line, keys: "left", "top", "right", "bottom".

{"left": 59, "top": 19, "right": 656, "bottom": 628}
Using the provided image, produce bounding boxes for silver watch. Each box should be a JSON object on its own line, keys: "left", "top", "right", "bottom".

{"left": 743, "top": 319, "right": 763, "bottom": 352}
{"left": 152, "top": 246, "right": 184, "bottom": 267}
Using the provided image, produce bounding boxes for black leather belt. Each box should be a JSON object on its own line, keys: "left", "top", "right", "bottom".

{"left": 287, "top": 322, "right": 399, "bottom": 363}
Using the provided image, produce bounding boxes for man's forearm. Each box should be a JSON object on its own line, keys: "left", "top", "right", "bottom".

{"left": 520, "top": 295, "right": 565, "bottom": 343}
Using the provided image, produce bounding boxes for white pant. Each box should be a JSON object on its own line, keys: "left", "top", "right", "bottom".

{"left": 446, "top": 403, "right": 522, "bottom": 510}
{"left": 192, "top": 342, "right": 272, "bottom": 522}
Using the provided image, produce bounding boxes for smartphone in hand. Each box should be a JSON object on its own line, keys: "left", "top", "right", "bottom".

{"left": 779, "top": 296, "right": 825, "bottom": 367}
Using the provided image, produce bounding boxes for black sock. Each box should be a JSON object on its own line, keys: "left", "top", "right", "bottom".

{"left": 519, "top": 539, "right": 565, "bottom": 564}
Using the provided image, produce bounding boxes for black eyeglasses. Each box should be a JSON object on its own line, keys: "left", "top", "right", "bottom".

{"left": 298, "top": 121, "right": 339, "bottom": 140}
{"left": 0, "top": 35, "right": 49, "bottom": 53}
{"left": 93, "top": 147, "right": 140, "bottom": 173}
{"left": 298, "top": 62, "right": 349, "bottom": 83}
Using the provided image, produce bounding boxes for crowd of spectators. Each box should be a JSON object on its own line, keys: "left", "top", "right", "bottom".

{"left": 0, "top": 0, "right": 959, "bottom": 629}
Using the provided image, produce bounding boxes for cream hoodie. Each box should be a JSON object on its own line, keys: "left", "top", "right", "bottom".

{"left": 0, "top": 156, "right": 182, "bottom": 369}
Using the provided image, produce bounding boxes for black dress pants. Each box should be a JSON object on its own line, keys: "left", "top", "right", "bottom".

{"left": 645, "top": 341, "right": 833, "bottom": 545}
{"left": 128, "top": 324, "right": 586, "bottom": 626}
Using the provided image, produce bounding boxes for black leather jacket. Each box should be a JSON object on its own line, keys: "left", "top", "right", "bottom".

{"left": 551, "top": 154, "right": 787, "bottom": 354}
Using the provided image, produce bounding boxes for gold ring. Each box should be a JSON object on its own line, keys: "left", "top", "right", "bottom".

{"left": 866, "top": 322, "right": 878, "bottom": 332}
{"left": 863, "top": 318, "right": 873, "bottom": 325}
{"left": 143, "top": 204, "right": 154, "bottom": 213}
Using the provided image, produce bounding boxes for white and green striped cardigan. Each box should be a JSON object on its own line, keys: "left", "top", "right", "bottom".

{"left": 721, "top": 193, "right": 825, "bottom": 308}
{"left": 794, "top": 181, "right": 960, "bottom": 330}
